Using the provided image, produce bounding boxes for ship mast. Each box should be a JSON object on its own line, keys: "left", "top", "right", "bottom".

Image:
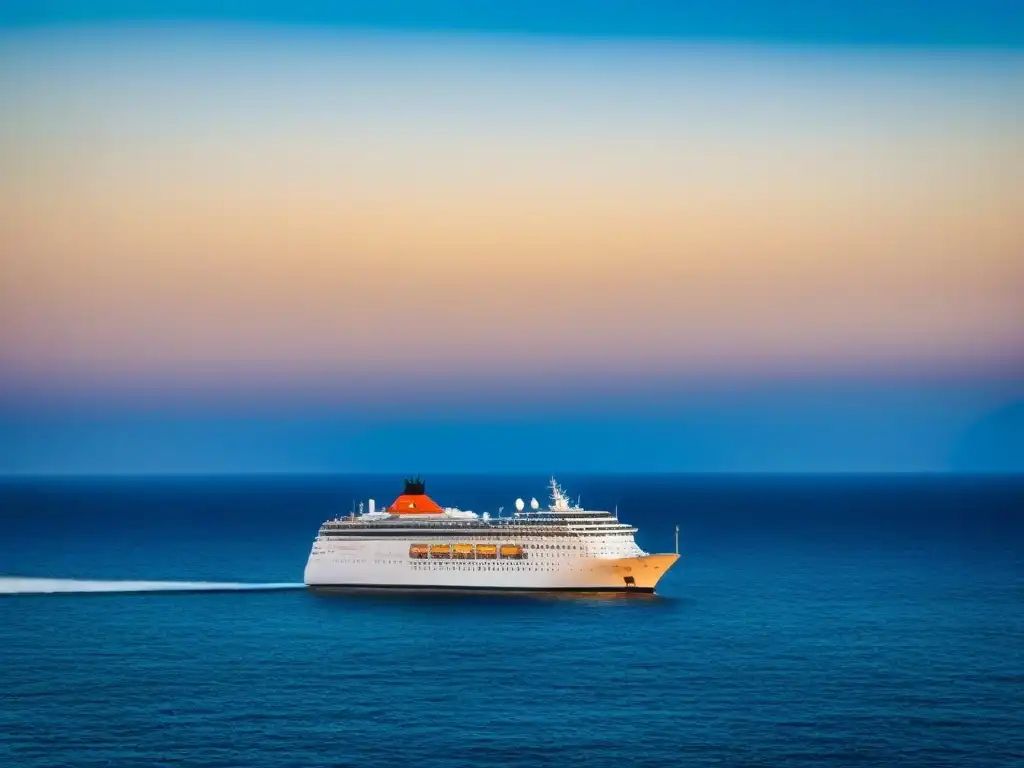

{"left": 548, "top": 476, "right": 571, "bottom": 511}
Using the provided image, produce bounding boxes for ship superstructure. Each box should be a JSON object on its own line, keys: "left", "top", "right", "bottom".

{"left": 304, "top": 477, "right": 679, "bottom": 593}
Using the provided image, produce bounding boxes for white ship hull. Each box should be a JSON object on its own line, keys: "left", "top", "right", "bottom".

{"left": 304, "top": 539, "right": 678, "bottom": 593}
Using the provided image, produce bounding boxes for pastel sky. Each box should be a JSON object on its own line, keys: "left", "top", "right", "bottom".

{"left": 1, "top": 2, "right": 1022, "bottom": 473}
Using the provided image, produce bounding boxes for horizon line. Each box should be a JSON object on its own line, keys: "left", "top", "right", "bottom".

{"left": 2, "top": 470, "right": 1022, "bottom": 479}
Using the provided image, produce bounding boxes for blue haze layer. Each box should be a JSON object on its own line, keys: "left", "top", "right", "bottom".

{"left": 2, "top": 383, "right": 1022, "bottom": 473}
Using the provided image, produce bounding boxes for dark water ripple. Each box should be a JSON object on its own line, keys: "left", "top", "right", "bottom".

{"left": 1, "top": 475, "right": 1023, "bottom": 767}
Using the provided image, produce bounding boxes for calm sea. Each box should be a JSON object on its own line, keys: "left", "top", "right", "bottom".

{"left": 2, "top": 474, "right": 1022, "bottom": 767}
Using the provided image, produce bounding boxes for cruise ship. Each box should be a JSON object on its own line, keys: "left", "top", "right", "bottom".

{"left": 303, "top": 477, "right": 679, "bottom": 593}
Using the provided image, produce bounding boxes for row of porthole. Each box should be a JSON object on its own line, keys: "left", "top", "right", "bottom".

{"left": 407, "top": 561, "right": 596, "bottom": 568}
{"left": 411, "top": 566, "right": 561, "bottom": 571}
{"left": 327, "top": 559, "right": 592, "bottom": 572}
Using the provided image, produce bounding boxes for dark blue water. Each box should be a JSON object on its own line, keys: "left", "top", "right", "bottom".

{"left": 2, "top": 475, "right": 1023, "bottom": 767}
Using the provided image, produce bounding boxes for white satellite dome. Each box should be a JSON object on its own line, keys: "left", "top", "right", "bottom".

{"left": 515, "top": 498, "right": 525, "bottom": 512}
{"left": 530, "top": 497, "right": 540, "bottom": 510}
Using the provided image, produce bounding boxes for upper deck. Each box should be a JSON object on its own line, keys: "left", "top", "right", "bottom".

{"left": 318, "top": 477, "right": 639, "bottom": 538}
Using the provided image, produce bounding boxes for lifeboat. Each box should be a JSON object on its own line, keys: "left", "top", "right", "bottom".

{"left": 452, "top": 543, "right": 475, "bottom": 559}
{"left": 475, "top": 544, "right": 497, "bottom": 559}
{"left": 409, "top": 544, "right": 429, "bottom": 559}
{"left": 500, "top": 544, "right": 524, "bottom": 559}
{"left": 429, "top": 544, "right": 452, "bottom": 559}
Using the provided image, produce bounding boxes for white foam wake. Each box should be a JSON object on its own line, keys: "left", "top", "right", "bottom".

{"left": 0, "top": 577, "right": 305, "bottom": 595}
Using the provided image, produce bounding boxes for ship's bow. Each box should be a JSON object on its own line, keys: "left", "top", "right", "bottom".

{"left": 599, "top": 553, "right": 679, "bottom": 592}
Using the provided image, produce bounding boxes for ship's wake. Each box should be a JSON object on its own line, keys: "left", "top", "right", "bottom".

{"left": 0, "top": 577, "right": 304, "bottom": 595}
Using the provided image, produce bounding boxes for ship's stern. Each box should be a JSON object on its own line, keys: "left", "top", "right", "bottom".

{"left": 302, "top": 541, "right": 319, "bottom": 587}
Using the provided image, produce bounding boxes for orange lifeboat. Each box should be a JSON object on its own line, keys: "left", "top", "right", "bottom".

{"left": 500, "top": 544, "right": 524, "bottom": 559}
{"left": 452, "top": 543, "right": 475, "bottom": 559}
{"left": 476, "top": 544, "right": 497, "bottom": 559}
{"left": 429, "top": 544, "right": 452, "bottom": 559}
{"left": 409, "top": 544, "right": 429, "bottom": 559}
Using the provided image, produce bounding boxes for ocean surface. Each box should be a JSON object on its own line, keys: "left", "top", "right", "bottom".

{"left": 2, "top": 474, "right": 1022, "bottom": 767}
